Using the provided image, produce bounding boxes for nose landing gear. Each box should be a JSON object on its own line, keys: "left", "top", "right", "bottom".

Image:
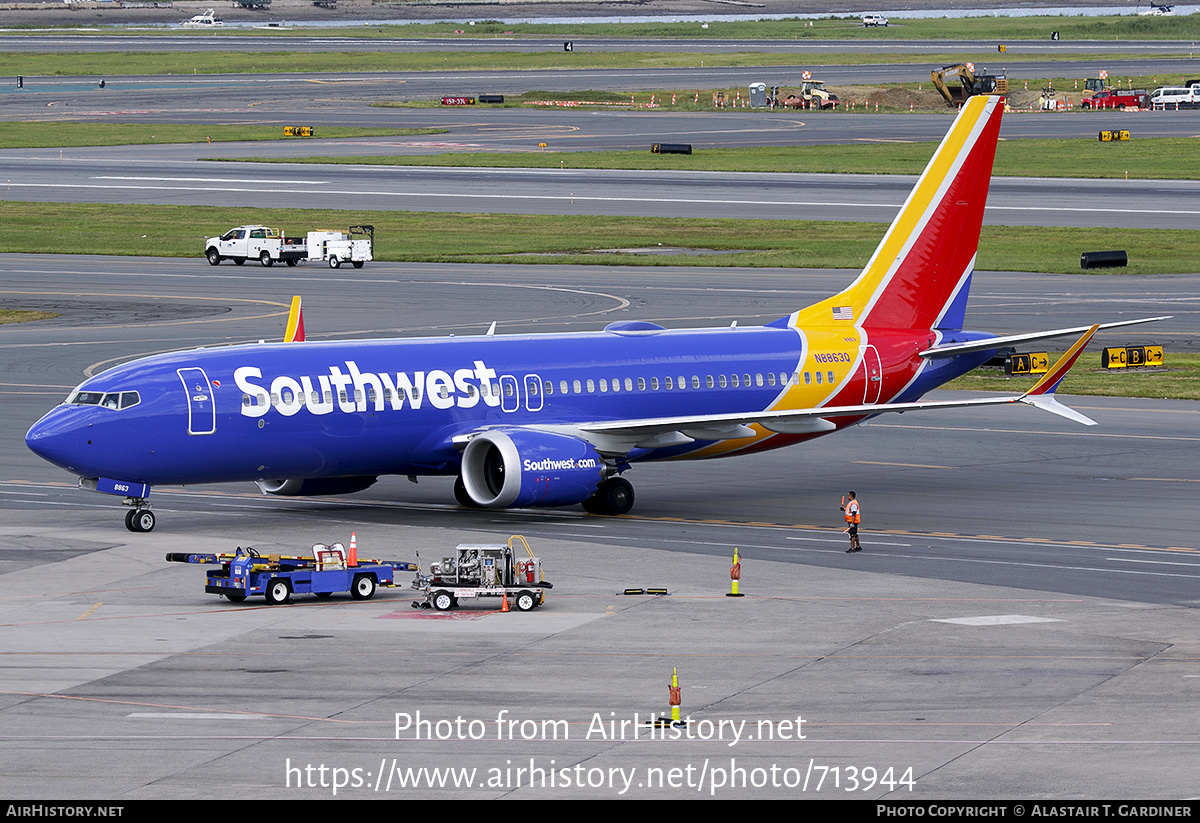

{"left": 124, "top": 500, "right": 155, "bottom": 532}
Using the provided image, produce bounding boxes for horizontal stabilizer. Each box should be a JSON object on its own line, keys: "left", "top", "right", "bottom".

{"left": 920, "top": 316, "right": 1168, "bottom": 358}
{"left": 1019, "top": 395, "right": 1097, "bottom": 426}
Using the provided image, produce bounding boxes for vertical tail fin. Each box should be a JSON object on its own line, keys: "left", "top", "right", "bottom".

{"left": 284, "top": 295, "right": 306, "bottom": 342}
{"left": 789, "top": 95, "right": 1005, "bottom": 331}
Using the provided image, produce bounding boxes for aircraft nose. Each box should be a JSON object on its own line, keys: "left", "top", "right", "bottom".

{"left": 25, "top": 406, "right": 96, "bottom": 474}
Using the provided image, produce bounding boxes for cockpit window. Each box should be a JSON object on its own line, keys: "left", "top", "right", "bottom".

{"left": 67, "top": 390, "right": 140, "bottom": 410}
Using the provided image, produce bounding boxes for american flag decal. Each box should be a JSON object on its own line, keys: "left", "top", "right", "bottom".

{"left": 832, "top": 306, "right": 853, "bottom": 321}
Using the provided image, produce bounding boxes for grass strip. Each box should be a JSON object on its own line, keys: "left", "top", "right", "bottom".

{"left": 0, "top": 49, "right": 1192, "bottom": 77}
{"left": 0, "top": 309, "right": 58, "bottom": 325}
{"left": 0, "top": 201, "right": 1196, "bottom": 274}
{"left": 233, "top": 136, "right": 1200, "bottom": 180}
{"left": 367, "top": 13, "right": 1200, "bottom": 41}
{"left": 0, "top": 123, "right": 445, "bottom": 149}
{"left": 948, "top": 354, "right": 1200, "bottom": 401}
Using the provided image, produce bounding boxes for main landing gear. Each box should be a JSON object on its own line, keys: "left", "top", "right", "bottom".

{"left": 452, "top": 473, "right": 635, "bottom": 515}
{"left": 453, "top": 475, "right": 480, "bottom": 508}
{"left": 581, "top": 477, "right": 635, "bottom": 516}
{"left": 124, "top": 499, "right": 155, "bottom": 532}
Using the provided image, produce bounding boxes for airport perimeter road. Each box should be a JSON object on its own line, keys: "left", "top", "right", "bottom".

{"left": 3, "top": 150, "right": 1197, "bottom": 229}
{"left": 1, "top": 256, "right": 1199, "bottom": 799}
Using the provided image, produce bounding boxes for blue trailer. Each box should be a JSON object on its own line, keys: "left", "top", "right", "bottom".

{"left": 166, "top": 544, "right": 418, "bottom": 604}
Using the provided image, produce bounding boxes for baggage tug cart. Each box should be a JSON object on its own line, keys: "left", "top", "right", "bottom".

{"left": 167, "top": 543, "right": 417, "bottom": 604}
{"left": 412, "top": 535, "right": 551, "bottom": 612}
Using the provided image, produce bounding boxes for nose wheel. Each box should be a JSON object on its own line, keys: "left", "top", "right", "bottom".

{"left": 124, "top": 506, "right": 156, "bottom": 533}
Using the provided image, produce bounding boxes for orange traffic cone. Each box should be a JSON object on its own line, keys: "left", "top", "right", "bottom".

{"left": 348, "top": 531, "right": 358, "bottom": 567}
{"left": 501, "top": 591, "right": 510, "bottom": 612}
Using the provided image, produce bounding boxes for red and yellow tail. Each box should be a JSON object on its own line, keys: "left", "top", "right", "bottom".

{"left": 788, "top": 95, "right": 1005, "bottom": 332}
{"left": 284, "top": 295, "right": 306, "bottom": 343}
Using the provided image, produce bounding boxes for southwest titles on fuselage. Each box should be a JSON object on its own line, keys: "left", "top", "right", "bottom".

{"left": 234, "top": 359, "right": 499, "bottom": 417}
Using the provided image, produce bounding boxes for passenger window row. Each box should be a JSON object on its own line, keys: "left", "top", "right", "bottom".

{"left": 243, "top": 369, "right": 842, "bottom": 408}
{"left": 544, "top": 370, "right": 837, "bottom": 396}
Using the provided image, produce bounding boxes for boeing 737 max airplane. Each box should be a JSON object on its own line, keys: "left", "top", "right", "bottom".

{"left": 25, "top": 96, "right": 1163, "bottom": 532}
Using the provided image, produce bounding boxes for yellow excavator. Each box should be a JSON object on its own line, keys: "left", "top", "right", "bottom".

{"left": 931, "top": 64, "right": 1008, "bottom": 107}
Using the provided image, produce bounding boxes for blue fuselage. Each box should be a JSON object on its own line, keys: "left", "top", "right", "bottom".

{"left": 25, "top": 323, "right": 995, "bottom": 488}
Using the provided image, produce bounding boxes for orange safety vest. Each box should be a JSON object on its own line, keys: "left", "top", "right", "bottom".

{"left": 844, "top": 500, "right": 860, "bottom": 524}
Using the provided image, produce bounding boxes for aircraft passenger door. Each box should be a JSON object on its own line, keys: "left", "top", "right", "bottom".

{"left": 499, "top": 374, "right": 520, "bottom": 413}
{"left": 177, "top": 367, "right": 216, "bottom": 435}
{"left": 524, "top": 374, "right": 544, "bottom": 412}
{"left": 860, "top": 345, "right": 882, "bottom": 405}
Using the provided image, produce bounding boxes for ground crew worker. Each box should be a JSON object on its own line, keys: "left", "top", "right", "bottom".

{"left": 841, "top": 491, "right": 862, "bottom": 553}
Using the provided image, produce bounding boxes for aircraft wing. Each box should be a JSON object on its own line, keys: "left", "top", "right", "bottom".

{"left": 504, "top": 325, "right": 1105, "bottom": 456}
{"left": 574, "top": 392, "right": 1046, "bottom": 440}
{"left": 453, "top": 391, "right": 1048, "bottom": 455}
{"left": 919, "top": 316, "right": 1168, "bottom": 358}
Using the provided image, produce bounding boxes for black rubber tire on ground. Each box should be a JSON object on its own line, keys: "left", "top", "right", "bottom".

{"left": 454, "top": 475, "right": 480, "bottom": 507}
{"left": 265, "top": 579, "right": 291, "bottom": 605}
{"left": 126, "top": 509, "right": 155, "bottom": 532}
{"left": 206, "top": 248, "right": 221, "bottom": 266}
{"left": 350, "top": 574, "right": 376, "bottom": 601}
{"left": 601, "top": 477, "right": 635, "bottom": 515}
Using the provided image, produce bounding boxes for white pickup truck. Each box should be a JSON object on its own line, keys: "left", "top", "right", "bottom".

{"left": 205, "top": 224, "right": 373, "bottom": 268}
{"left": 205, "top": 225, "right": 307, "bottom": 267}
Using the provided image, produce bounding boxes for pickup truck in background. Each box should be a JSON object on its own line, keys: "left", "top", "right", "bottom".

{"left": 205, "top": 226, "right": 307, "bottom": 267}
{"left": 205, "top": 225, "right": 374, "bottom": 268}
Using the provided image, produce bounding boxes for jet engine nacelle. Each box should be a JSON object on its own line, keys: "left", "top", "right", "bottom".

{"left": 460, "top": 429, "right": 606, "bottom": 508}
{"left": 256, "top": 476, "right": 379, "bottom": 496}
